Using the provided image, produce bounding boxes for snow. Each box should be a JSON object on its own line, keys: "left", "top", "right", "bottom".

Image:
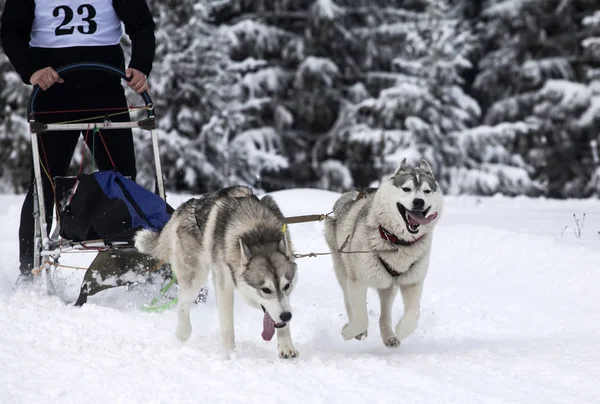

{"left": 537, "top": 80, "right": 591, "bottom": 111}
{"left": 241, "top": 66, "right": 288, "bottom": 98}
{"left": 231, "top": 127, "right": 289, "bottom": 173}
{"left": 482, "top": 0, "right": 538, "bottom": 20}
{"left": 521, "top": 58, "right": 575, "bottom": 86}
{"left": 311, "top": 0, "right": 344, "bottom": 21}
{"left": 294, "top": 56, "right": 340, "bottom": 89}
{"left": 227, "top": 20, "right": 289, "bottom": 57}
{"left": 1, "top": 189, "right": 600, "bottom": 403}
{"left": 583, "top": 11, "right": 600, "bottom": 27}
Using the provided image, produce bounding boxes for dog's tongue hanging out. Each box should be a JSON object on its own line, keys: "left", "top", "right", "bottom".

{"left": 261, "top": 312, "right": 276, "bottom": 341}
{"left": 407, "top": 210, "right": 438, "bottom": 226}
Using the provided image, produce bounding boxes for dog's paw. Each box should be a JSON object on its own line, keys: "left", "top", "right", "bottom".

{"left": 342, "top": 322, "right": 368, "bottom": 341}
{"left": 277, "top": 344, "right": 299, "bottom": 359}
{"left": 395, "top": 316, "right": 418, "bottom": 340}
{"left": 225, "top": 349, "right": 238, "bottom": 361}
{"left": 176, "top": 325, "right": 192, "bottom": 342}
{"left": 383, "top": 336, "right": 401, "bottom": 347}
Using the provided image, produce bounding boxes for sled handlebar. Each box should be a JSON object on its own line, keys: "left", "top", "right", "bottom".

{"left": 26, "top": 62, "right": 155, "bottom": 120}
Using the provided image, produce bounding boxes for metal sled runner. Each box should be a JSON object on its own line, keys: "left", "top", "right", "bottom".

{"left": 27, "top": 62, "right": 169, "bottom": 306}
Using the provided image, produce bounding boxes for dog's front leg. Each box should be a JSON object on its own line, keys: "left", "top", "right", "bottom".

{"left": 395, "top": 281, "right": 423, "bottom": 340}
{"left": 378, "top": 286, "right": 400, "bottom": 347}
{"left": 215, "top": 281, "right": 236, "bottom": 355}
{"left": 276, "top": 324, "right": 298, "bottom": 359}
{"left": 341, "top": 278, "right": 369, "bottom": 341}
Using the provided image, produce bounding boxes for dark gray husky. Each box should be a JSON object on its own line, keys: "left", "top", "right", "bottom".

{"left": 135, "top": 186, "right": 299, "bottom": 358}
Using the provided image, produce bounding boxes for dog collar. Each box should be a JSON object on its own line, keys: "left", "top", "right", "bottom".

{"left": 378, "top": 225, "right": 423, "bottom": 246}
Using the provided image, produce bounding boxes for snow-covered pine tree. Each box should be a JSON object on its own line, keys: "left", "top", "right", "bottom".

{"left": 580, "top": 9, "right": 600, "bottom": 197}
{"left": 131, "top": 0, "right": 246, "bottom": 193}
{"left": 207, "top": 0, "right": 349, "bottom": 191}
{"left": 0, "top": 0, "right": 34, "bottom": 192}
{"left": 313, "top": 0, "right": 480, "bottom": 190}
{"left": 0, "top": 84, "right": 30, "bottom": 193}
{"left": 466, "top": 0, "right": 600, "bottom": 197}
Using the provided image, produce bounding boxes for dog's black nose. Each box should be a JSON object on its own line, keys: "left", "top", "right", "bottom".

{"left": 280, "top": 311, "right": 292, "bottom": 322}
{"left": 413, "top": 198, "right": 425, "bottom": 210}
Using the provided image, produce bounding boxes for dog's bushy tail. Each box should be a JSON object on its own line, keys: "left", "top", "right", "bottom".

{"left": 134, "top": 229, "right": 161, "bottom": 258}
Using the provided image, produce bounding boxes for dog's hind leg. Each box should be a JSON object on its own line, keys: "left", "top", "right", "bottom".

{"left": 174, "top": 262, "right": 208, "bottom": 342}
{"left": 395, "top": 281, "right": 423, "bottom": 340}
{"left": 213, "top": 266, "right": 236, "bottom": 355}
{"left": 341, "top": 278, "right": 369, "bottom": 341}
{"left": 378, "top": 286, "right": 400, "bottom": 347}
{"left": 175, "top": 279, "right": 200, "bottom": 342}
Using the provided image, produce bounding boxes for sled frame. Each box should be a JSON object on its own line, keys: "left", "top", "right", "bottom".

{"left": 26, "top": 62, "right": 166, "bottom": 289}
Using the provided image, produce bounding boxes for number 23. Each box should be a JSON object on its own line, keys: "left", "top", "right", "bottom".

{"left": 54, "top": 4, "right": 97, "bottom": 36}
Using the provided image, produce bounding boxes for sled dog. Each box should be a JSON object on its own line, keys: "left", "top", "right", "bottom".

{"left": 134, "top": 186, "right": 299, "bottom": 358}
{"left": 324, "top": 159, "right": 443, "bottom": 347}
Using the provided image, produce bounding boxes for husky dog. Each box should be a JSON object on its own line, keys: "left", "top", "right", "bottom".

{"left": 134, "top": 186, "right": 299, "bottom": 359}
{"left": 323, "top": 159, "right": 443, "bottom": 347}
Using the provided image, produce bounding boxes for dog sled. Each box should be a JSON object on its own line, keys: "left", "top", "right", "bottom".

{"left": 27, "top": 62, "right": 180, "bottom": 307}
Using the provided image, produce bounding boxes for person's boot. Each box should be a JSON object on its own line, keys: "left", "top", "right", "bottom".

{"left": 14, "top": 264, "right": 34, "bottom": 289}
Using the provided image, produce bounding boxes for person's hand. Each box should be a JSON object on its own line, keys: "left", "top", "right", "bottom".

{"left": 126, "top": 68, "right": 149, "bottom": 93}
{"left": 30, "top": 67, "right": 64, "bottom": 90}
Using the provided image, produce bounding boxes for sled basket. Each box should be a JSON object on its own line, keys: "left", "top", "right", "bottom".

{"left": 27, "top": 62, "right": 172, "bottom": 305}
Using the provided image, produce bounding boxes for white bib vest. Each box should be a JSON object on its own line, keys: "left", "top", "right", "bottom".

{"left": 30, "top": 0, "right": 123, "bottom": 48}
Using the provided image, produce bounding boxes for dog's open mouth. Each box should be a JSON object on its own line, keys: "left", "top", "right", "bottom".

{"left": 261, "top": 305, "right": 287, "bottom": 341}
{"left": 397, "top": 203, "right": 438, "bottom": 234}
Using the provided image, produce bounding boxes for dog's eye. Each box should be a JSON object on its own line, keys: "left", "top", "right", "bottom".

{"left": 283, "top": 283, "right": 290, "bottom": 291}
{"left": 424, "top": 189, "right": 431, "bottom": 194}
{"left": 261, "top": 287, "right": 273, "bottom": 294}
{"left": 402, "top": 187, "right": 411, "bottom": 192}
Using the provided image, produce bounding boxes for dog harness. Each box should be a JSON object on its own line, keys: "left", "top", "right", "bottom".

{"left": 377, "top": 226, "right": 423, "bottom": 278}
{"left": 378, "top": 256, "right": 402, "bottom": 277}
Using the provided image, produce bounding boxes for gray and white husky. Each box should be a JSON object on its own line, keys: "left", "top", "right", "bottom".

{"left": 134, "top": 186, "right": 299, "bottom": 359}
{"left": 323, "top": 159, "right": 443, "bottom": 347}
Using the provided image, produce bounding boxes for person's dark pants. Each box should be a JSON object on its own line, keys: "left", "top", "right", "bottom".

{"left": 19, "top": 81, "right": 137, "bottom": 275}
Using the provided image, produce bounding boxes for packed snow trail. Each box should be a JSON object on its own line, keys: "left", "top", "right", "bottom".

{"left": 1, "top": 190, "right": 599, "bottom": 403}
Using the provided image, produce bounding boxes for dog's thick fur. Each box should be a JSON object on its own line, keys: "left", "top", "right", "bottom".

{"left": 323, "top": 159, "right": 443, "bottom": 347}
{"left": 134, "top": 186, "right": 299, "bottom": 358}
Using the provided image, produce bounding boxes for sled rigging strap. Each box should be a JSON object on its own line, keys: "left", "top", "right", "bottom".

{"left": 292, "top": 233, "right": 399, "bottom": 259}
{"left": 284, "top": 213, "right": 332, "bottom": 225}
{"left": 32, "top": 105, "right": 152, "bottom": 125}
{"left": 282, "top": 211, "right": 400, "bottom": 259}
{"left": 32, "top": 260, "right": 89, "bottom": 275}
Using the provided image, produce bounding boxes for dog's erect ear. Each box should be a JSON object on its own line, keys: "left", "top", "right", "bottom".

{"left": 419, "top": 158, "right": 434, "bottom": 176}
{"left": 260, "top": 195, "right": 282, "bottom": 215}
{"left": 240, "top": 239, "right": 252, "bottom": 265}
{"left": 393, "top": 157, "right": 408, "bottom": 176}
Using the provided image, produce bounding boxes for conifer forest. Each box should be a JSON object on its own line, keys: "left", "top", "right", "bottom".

{"left": 1, "top": 0, "right": 599, "bottom": 199}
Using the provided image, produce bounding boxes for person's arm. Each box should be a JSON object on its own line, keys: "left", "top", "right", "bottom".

{"left": 113, "top": 0, "right": 156, "bottom": 77}
{"left": 0, "top": 0, "right": 37, "bottom": 84}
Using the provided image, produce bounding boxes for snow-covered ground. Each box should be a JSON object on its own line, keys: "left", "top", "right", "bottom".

{"left": 1, "top": 189, "right": 599, "bottom": 403}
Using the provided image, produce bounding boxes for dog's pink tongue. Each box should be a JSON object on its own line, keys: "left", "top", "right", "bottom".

{"left": 262, "top": 312, "right": 276, "bottom": 341}
{"left": 407, "top": 211, "right": 438, "bottom": 225}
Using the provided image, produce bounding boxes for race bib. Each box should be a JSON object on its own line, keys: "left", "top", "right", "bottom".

{"left": 30, "top": 0, "right": 123, "bottom": 48}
